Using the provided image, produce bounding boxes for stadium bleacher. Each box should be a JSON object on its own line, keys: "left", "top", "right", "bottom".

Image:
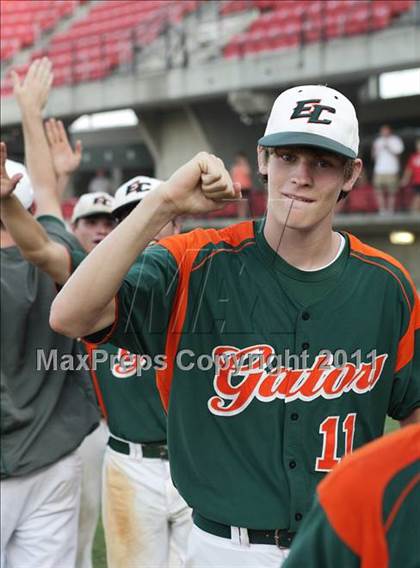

{"left": 222, "top": 0, "right": 414, "bottom": 58}
{"left": 1, "top": 0, "right": 198, "bottom": 95}
{"left": 2, "top": 0, "right": 415, "bottom": 96}
{"left": 0, "top": 0, "right": 80, "bottom": 62}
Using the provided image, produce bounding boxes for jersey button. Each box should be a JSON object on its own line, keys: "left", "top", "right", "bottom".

{"left": 302, "top": 312, "right": 310, "bottom": 321}
{"left": 291, "top": 413, "right": 299, "bottom": 421}
{"left": 289, "top": 460, "right": 296, "bottom": 469}
{"left": 301, "top": 342, "right": 310, "bottom": 350}
{"left": 295, "top": 513, "right": 303, "bottom": 521}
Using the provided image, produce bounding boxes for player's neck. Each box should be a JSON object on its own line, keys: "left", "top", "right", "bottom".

{"left": 263, "top": 218, "right": 340, "bottom": 271}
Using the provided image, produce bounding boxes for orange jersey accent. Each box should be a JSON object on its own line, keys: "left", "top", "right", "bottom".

{"left": 318, "top": 425, "right": 420, "bottom": 568}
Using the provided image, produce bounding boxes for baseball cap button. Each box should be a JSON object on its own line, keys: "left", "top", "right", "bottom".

{"left": 302, "top": 312, "right": 310, "bottom": 321}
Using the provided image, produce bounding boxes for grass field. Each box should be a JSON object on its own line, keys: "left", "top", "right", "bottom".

{"left": 92, "top": 417, "right": 399, "bottom": 567}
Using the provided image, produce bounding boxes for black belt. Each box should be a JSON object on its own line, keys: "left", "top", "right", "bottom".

{"left": 193, "top": 512, "right": 295, "bottom": 548}
{"left": 108, "top": 435, "right": 168, "bottom": 460}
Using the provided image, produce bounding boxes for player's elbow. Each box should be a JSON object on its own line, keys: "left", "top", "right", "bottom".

{"left": 49, "top": 297, "right": 86, "bottom": 339}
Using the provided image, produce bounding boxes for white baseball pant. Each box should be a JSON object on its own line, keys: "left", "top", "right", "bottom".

{"left": 185, "top": 525, "right": 290, "bottom": 568}
{"left": 0, "top": 451, "right": 82, "bottom": 568}
{"left": 102, "top": 443, "right": 192, "bottom": 568}
{"left": 76, "top": 418, "right": 108, "bottom": 568}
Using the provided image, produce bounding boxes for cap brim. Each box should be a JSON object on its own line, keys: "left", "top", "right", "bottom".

{"left": 258, "top": 132, "right": 357, "bottom": 159}
{"left": 112, "top": 200, "right": 141, "bottom": 218}
{"left": 72, "top": 211, "right": 114, "bottom": 223}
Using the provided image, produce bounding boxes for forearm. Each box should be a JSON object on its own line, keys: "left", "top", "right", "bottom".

{"left": 20, "top": 107, "right": 61, "bottom": 218}
{"left": 57, "top": 173, "right": 70, "bottom": 199}
{"left": 1, "top": 193, "right": 49, "bottom": 256}
{"left": 50, "top": 185, "right": 176, "bottom": 337}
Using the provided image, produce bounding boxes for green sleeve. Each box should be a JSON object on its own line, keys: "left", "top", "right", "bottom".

{"left": 284, "top": 497, "right": 360, "bottom": 568}
{"left": 86, "top": 244, "right": 179, "bottom": 358}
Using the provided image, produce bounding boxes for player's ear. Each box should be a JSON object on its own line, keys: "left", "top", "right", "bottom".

{"left": 257, "top": 145, "right": 268, "bottom": 176}
{"left": 342, "top": 158, "right": 363, "bottom": 195}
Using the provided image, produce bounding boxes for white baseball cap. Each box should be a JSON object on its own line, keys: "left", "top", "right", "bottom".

{"left": 112, "top": 176, "right": 162, "bottom": 218}
{"left": 5, "top": 159, "right": 34, "bottom": 209}
{"left": 258, "top": 85, "right": 359, "bottom": 159}
{"left": 71, "top": 192, "right": 114, "bottom": 223}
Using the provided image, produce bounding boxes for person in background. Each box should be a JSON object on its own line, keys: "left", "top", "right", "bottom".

{"left": 1, "top": 58, "right": 99, "bottom": 568}
{"left": 400, "top": 138, "right": 420, "bottom": 213}
{"left": 230, "top": 151, "right": 253, "bottom": 218}
{"left": 88, "top": 168, "right": 112, "bottom": 195}
{"left": 372, "top": 125, "right": 404, "bottom": 214}
{"left": 283, "top": 425, "right": 420, "bottom": 568}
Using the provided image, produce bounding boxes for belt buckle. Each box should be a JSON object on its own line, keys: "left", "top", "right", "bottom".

{"left": 274, "top": 528, "right": 291, "bottom": 549}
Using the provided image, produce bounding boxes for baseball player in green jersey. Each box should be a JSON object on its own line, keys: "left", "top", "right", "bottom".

{"left": 284, "top": 424, "right": 420, "bottom": 568}
{"left": 88, "top": 177, "right": 191, "bottom": 568}
{"left": 51, "top": 85, "right": 420, "bottom": 567}
{"left": 43, "top": 114, "right": 191, "bottom": 568}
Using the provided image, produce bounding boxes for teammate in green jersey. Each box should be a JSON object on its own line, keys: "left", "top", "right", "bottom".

{"left": 2, "top": 122, "right": 192, "bottom": 566}
{"left": 283, "top": 424, "right": 420, "bottom": 568}
{"left": 51, "top": 85, "right": 420, "bottom": 568}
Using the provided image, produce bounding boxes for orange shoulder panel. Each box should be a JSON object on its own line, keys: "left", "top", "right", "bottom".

{"left": 156, "top": 222, "right": 255, "bottom": 410}
{"left": 159, "top": 221, "right": 255, "bottom": 266}
{"left": 318, "top": 425, "right": 420, "bottom": 568}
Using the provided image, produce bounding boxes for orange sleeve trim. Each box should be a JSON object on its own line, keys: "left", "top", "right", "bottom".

{"left": 384, "top": 472, "right": 420, "bottom": 532}
{"left": 83, "top": 342, "right": 108, "bottom": 420}
{"left": 86, "top": 295, "right": 120, "bottom": 346}
{"left": 155, "top": 222, "right": 255, "bottom": 410}
{"left": 319, "top": 425, "right": 420, "bottom": 568}
{"left": 395, "top": 303, "right": 417, "bottom": 373}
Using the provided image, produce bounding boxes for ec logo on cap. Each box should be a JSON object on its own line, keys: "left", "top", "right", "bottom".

{"left": 290, "top": 99, "right": 336, "bottom": 125}
{"left": 126, "top": 181, "right": 152, "bottom": 195}
{"left": 93, "top": 196, "right": 112, "bottom": 206}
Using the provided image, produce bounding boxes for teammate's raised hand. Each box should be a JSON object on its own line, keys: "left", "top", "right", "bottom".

{"left": 158, "top": 152, "right": 242, "bottom": 215}
{"left": 0, "top": 142, "right": 23, "bottom": 201}
{"left": 11, "top": 57, "right": 53, "bottom": 113}
{"left": 45, "top": 118, "right": 82, "bottom": 177}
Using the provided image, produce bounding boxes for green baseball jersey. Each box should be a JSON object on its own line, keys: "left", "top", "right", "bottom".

{"left": 71, "top": 251, "right": 167, "bottom": 443}
{"left": 284, "top": 425, "right": 420, "bottom": 568}
{"left": 89, "top": 219, "right": 420, "bottom": 531}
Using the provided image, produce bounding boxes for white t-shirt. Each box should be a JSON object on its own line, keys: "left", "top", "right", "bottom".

{"left": 373, "top": 135, "right": 404, "bottom": 175}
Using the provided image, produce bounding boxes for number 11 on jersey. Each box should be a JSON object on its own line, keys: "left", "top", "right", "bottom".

{"left": 315, "top": 413, "right": 356, "bottom": 472}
